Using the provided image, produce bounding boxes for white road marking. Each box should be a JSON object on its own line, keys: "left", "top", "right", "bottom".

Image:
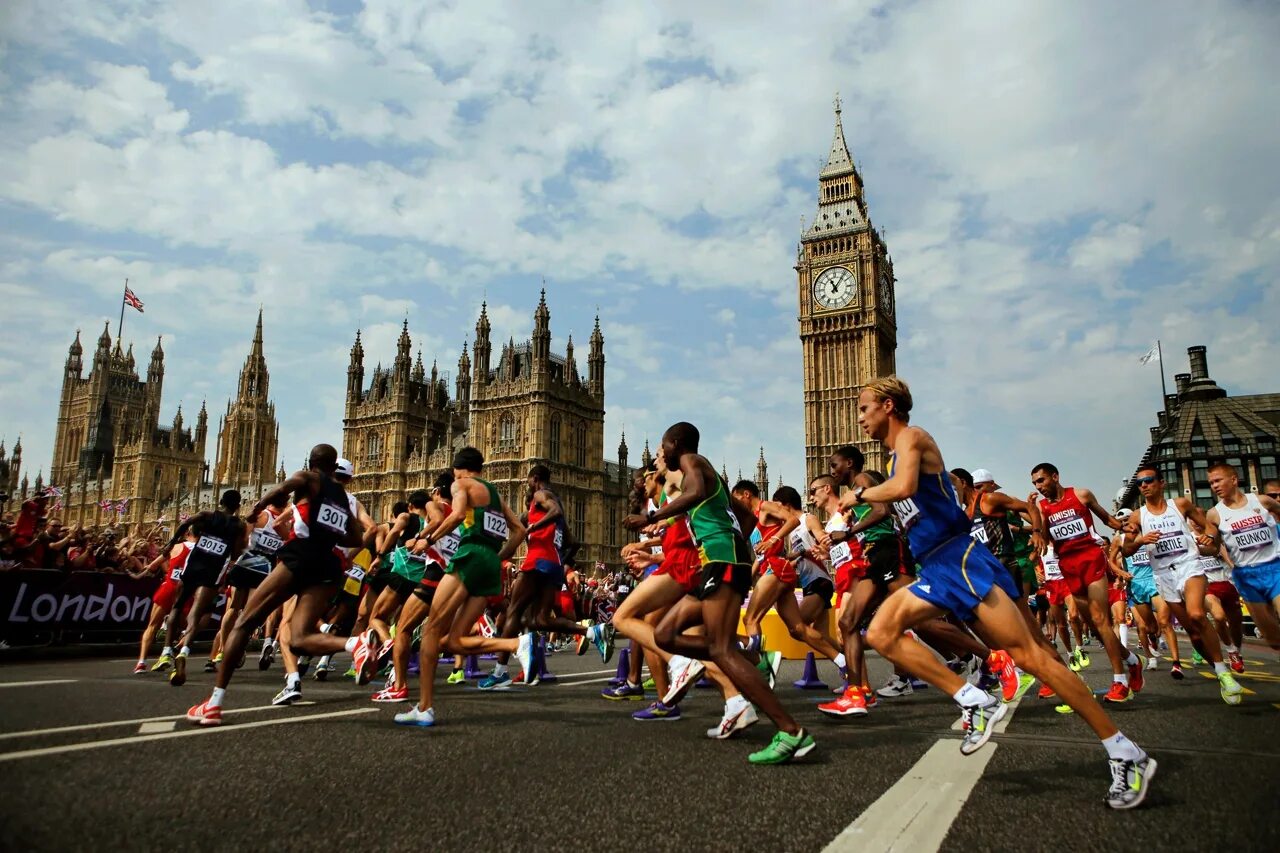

{"left": 0, "top": 702, "right": 284, "bottom": 741}
{"left": 827, "top": 698, "right": 1022, "bottom": 852}
{"left": 0, "top": 708, "right": 378, "bottom": 763}
{"left": 137, "top": 722, "right": 176, "bottom": 734}
{"left": 0, "top": 680, "right": 77, "bottom": 689}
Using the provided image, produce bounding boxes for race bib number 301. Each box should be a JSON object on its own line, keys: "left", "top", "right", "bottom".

{"left": 316, "top": 503, "right": 349, "bottom": 533}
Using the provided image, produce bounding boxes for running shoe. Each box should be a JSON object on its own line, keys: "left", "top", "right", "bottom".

{"left": 1103, "top": 682, "right": 1132, "bottom": 703}
{"left": 1170, "top": 661, "right": 1184, "bottom": 680}
{"left": 707, "top": 702, "right": 758, "bottom": 739}
{"left": 632, "top": 701, "right": 681, "bottom": 721}
{"left": 258, "top": 641, "right": 274, "bottom": 670}
{"left": 185, "top": 700, "right": 222, "bottom": 727}
{"left": 602, "top": 681, "right": 646, "bottom": 701}
{"left": 748, "top": 729, "right": 816, "bottom": 765}
{"left": 1037, "top": 683, "right": 1056, "bottom": 700}
{"left": 297, "top": 656, "right": 312, "bottom": 678}
{"left": 169, "top": 652, "right": 188, "bottom": 687}
{"left": 204, "top": 656, "right": 220, "bottom": 673}
{"left": 1128, "top": 657, "right": 1145, "bottom": 693}
{"left": 1055, "top": 703, "right": 1075, "bottom": 714}
{"left": 376, "top": 637, "right": 395, "bottom": 664}
{"left": 863, "top": 688, "right": 879, "bottom": 709}
{"left": 133, "top": 661, "right": 147, "bottom": 675}
{"left": 1106, "top": 754, "right": 1157, "bottom": 810}
{"left": 516, "top": 632, "right": 535, "bottom": 684}
{"left": 1013, "top": 671, "right": 1036, "bottom": 701}
{"left": 1228, "top": 651, "right": 1244, "bottom": 674}
{"left": 958, "top": 701, "right": 1007, "bottom": 755}
{"left": 662, "top": 656, "right": 706, "bottom": 706}
{"left": 394, "top": 705, "right": 435, "bottom": 727}
{"left": 478, "top": 613, "right": 497, "bottom": 639}
{"left": 818, "top": 686, "right": 868, "bottom": 717}
{"left": 372, "top": 685, "right": 409, "bottom": 703}
{"left": 642, "top": 677, "right": 656, "bottom": 691}
{"left": 1191, "top": 650, "right": 1206, "bottom": 666}
{"left": 478, "top": 671, "right": 511, "bottom": 690}
{"left": 575, "top": 631, "right": 591, "bottom": 656}
{"left": 1068, "top": 648, "right": 1083, "bottom": 672}
{"left": 447, "top": 669, "right": 467, "bottom": 685}
{"left": 987, "top": 650, "right": 1019, "bottom": 703}
{"left": 585, "top": 623, "right": 614, "bottom": 664}
{"left": 909, "top": 677, "right": 930, "bottom": 691}
{"left": 741, "top": 634, "right": 763, "bottom": 654}
{"left": 757, "top": 650, "right": 782, "bottom": 690}
{"left": 343, "top": 667, "right": 357, "bottom": 679}
{"left": 353, "top": 629, "right": 379, "bottom": 686}
{"left": 1145, "top": 655, "right": 1158, "bottom": 671}
{"left": 151, "top": 653, "right": 173, "bottom": 673}
{"left": 1217, "top": 671, "right": 1244, "bottom": 706}
{"left": 272, "top": 683, "right": 302, "bottom": 706}
{"left": 314, "top": 659, "right": 333, "bottom": 681}
{"left": 876, "top": 675, "right": 913, "bottom": 698}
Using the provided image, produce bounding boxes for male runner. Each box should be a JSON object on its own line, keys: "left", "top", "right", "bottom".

{"left": 186, "top": 445, "right": 380, "bottom": 725}
{"left": 1206, "top": 462, "right": 1280, "bottom": 651}
{"left": 1029, "top": 463, "right": 1144, "bottom": 702}
{"left": 627, "top": 422, "right": 815, "bottom": 765}
{"left": 846, "top": 377, "right": 1153, "bottom": 809}
{"left": 1115, "top": 510, "right": 1160, "bottom": 670}
{"left": 368, "top": 490, "right": 432, "bottom": 652}
{"left": 1122, "top": 464, "right": 1242, "bottom": 704}
{"left": 163, "top": 490, "right": 248, "bottom": 687}
{"left": 136, "top": 536, "right": 194, "bottom": 673}
{"left": 214, "top": 491, "right": 289, "bottom": 672}
{"left": 393, "top": 447, "right": 534, "bottom": 727}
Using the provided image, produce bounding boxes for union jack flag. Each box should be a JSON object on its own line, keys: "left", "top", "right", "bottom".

{"left": 124, "top": 286, "right": 144, "bottom": 313}
{"left": 114, "top": 500, "right": 129, "bottom": 515}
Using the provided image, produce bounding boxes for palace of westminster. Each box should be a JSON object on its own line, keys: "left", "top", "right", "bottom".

{"left": 4, "top": 100, "right": 904, "bottom": 569}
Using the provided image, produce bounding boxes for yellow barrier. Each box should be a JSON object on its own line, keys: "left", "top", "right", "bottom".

{"left": 737, "top": 607, "right": 839, "bottom": 660}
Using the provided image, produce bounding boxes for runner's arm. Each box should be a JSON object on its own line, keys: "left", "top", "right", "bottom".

{"left": 627, "top": 457, "right": 708, "bottom": 528}
{"left": 427, "top": 481, "right": 470, "bottom": 545}
{"left": 378, "top": 513, "right": 412, "bottom": 557}
{"left": 1258, "top": 494, "right": 1280, "bottom": 524}
{"left": 1178, "top": 498, "right": 1218, "bottom": 553}
{"left": 1079, "top": 487, "right": 1122, "bottom": 531}
{"left": 526, "top": 490, "right": 562, "bottom": 534}
{"left": 164, "top": 511, "right": 210, "bottom": 550}
{"left": 249, "top": 470, "right": 310, "bottom": 521}
{"left": 496, "top": 499, "right": 528, "bottom": 563}
{"left": 844, "top": 427, "right": 925, "bottom": 506}
{"left": 1203, "top": 508, "right": 1224, "bottom": 552}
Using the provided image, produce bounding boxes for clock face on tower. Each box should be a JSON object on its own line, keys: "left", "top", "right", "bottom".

{"left": 812, "top": 266, "right": 857, "bottom": 310}
{"left": 879, "top": 273, "right": 894, "bottom": 316}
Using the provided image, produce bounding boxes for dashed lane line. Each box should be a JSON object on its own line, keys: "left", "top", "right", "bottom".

{"left": 0, "top": 702, "right": 287, "bottom": 741}
{"left": 0, "top": 707, "right": 379, "bottom": 763}
{"left": 0, "top": 680, "right": 78, "bottom": 689}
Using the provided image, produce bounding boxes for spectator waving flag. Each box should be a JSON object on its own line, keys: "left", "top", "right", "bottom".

{"left": 124, "top": 286, "right": 145, "bottom": 313}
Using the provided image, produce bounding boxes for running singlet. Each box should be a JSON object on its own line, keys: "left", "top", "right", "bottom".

{"left": 168, "top": 542, "right": 195, "bottom": 581}
{"left": 686, "top": 476, "right": 750, "bottom": 566}
{"left": 292, "top": 473, "right": 355, "bottom": 550}
{"left": 426, "top": 503, "right": 459, "bottom": 566}
{"left": 458, "top": 479, "right": 507, "bottom": 553}
{"left": 1038, "top": 488, "right": 1100, "bottom": 559}
{"left": 886, "top": 452, "right": 970, "bottom": 559}
{"left": 1124, "top": 547, "right": 1152, "bottom": 584}
{"left": 1198, "top": 554, "right": 1230, "bottom": 583}
{"left": 789, "top": 514, "right": 831, "bottom": 589}
{"left": 968, "top": 494, "right": 1013, "bottom": 557}
{"left": 1215, "top": 494, "right": 1280, "bottom": 566}
{"left": 250, "top": 508, "right": 285, "bottom": 558}
{"left": 850, "top": 502, "right": 895, "bottom": 545}
{"left": 756, "top": 520, "right": 787, "bottom": 565}
{"left": 525, "top": 497, "right": 565, "bottom": 564}
{"left": 1138, "top": 502, "right": 1198, "bottom": 571}
{"left": 187, "top": 512, "right": 236, "bottom": 572}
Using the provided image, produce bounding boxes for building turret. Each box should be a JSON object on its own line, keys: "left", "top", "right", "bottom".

{"left": 66, "top": 330, "right": 83, "bottom": 379}
{"left": 456, "top": 342, "right": 472, "bottom": 405}
{"left": 474, "top": 303, "right": 492, "bottom": 387}
{"left": 147, "top": 336, "right": 165, "bottom": 407}
{"left": 412, "top": 349, "right": 425, "bottom": 384}
{"left": 347, "top": 330, "right": 365, "bottom": 402}
{"left": 195, "top": 400, "right": 208, "bottom": 447}
{"left": 641, "top": 439, "right": 653, "bottom": 469}
{"left": 564, "top": 334, "right": 578, "bottom": 386}
{"left": 393, "top": 318, "right": 412, "bottom": 385}
{"left": 532, "top": 288, "right": 551, "bottom": 372}
{"left": 756, "top": 447, "right": 769, "bottom": 498}
{"left": 588, "top": 315, "right": 605, "bottom": 397}
{"left": 94, "top": 322, "right": 112, "bottom": 368}
{"left": 34, "top": 470, "right": 44, "bottom": 493}
{"left": 125, "top": 343, "right": 135, "bottom": 373}
{"left": 172, "top": 405, "right": 184, "bottom": 435}
{"left": 618, "top": 430, "right": 629, "bottom": 474}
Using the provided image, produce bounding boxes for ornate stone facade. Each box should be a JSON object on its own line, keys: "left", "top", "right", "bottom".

{"left": 342, "top": 291, "right": 634, "bottom": 569}
{"left": 212, "top": 310, "right": 281, "bottom": 495}
{"left": 797, "top": 96, "right": 898, "bottom": 483}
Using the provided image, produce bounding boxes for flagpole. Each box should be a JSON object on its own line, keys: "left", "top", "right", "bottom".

{"left": 1157, "top": 339, "right": 1169, "bottom": 404}
{"left": 117, "top": 278, "right": 129, "bottom": 341}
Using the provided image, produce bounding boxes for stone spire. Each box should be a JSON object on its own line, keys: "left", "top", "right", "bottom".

{"left": 564, "top": 334, "right": 578, "bottom": 386}
{"left": 456, "top": 341, "right": 471, "bottom": 405}
{"left": 237, "top": 311, "right": 269, "bottom": 400}
{"left": 94, "top": 322, "right": 112, "bottom": 367}
{"left": 588, "top": 314, "right": 605, "bottom": 397}
{"left": 347, "top": 330, "right": 365, "bottom": 401}
{"left": 618, "top": 430, "right": 629, "bottom": 471}
{"left": 641, "top": 438, "right": 653, "bottom": 468}
{"left": 474, "top": 302, "right": 492, "bottom": 387}
{"left": 821, "top": 92, "right": 855, "bottom": 178}
{"left": 412, "top": 349, "right": 425, "bottom": 384}
{"left": 394, "top": 318, "right": 412, "bottom": 382}
{"left": 756, "top": 447, "right": 769, "bottom": 498}
{"left": 66, "top": 329, "right": 83, "bottom": 378}
{"left": 532, "top": 287, "right": 551, "bottom": 372}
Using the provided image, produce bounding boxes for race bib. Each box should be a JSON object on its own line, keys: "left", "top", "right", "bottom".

{"left": 481, "top": 509, "right": 509, "bottom": 540}
{"left": 893, "top": 499, "right": 920, "bottom": 531}
{"left": 252, "top": 528, "right": 283, "bottom": 554}
{"left": 829, "top": 541, "right": 853, "bottom": 568}
{"left": 196, "top": 535, "right": 228, "bottom": 556}
{"left": 316, "top": 502, "right": 349, "bottom": 534}
{"left": 618, "top": 584, "right": 630, "bottom": 595}
{"left": 554, "top": 527, "right": 564, "bottom": 551}
{"left": 1049, "top": 517, "right": 1088, "bottom": 542}
{"left": 1153, "top": 534, "right": 1187, "bottom": 558}
{"left": 342, "top": 565, "right": 365, "bottom": 596}
{"left": 1130, "top": 549, "right": 1150, "bottom": 566}
{"left": 1236, "top": 524, "right": 1272, "bottom": 550}
{"left": 969, "top": 521, "right": 989, "bottom": 544}
{"left": 170, "top": 566, "right": 184, "bottom": 582}
{"left": 434, "top": 532, "right": 460, "bottom": 562}
{"left": 789, "top": 530, "right": 808, "bottom": 552}
{"left": 1042, "top": 557, "right": 1062, "bottom": 581}
{"left": 345, "top": 565, "right": 366, "bottom": 583}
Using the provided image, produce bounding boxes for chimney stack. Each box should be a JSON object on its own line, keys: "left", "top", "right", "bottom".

{"left": 1188, "top": 345, "right": 1209, "bottom": 381}
{"left": 1174, "top": 373, "right": 1191, "bottom": 395}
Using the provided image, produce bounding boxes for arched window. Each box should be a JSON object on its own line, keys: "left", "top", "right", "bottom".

{"left": 575, "top": 422, "right": 587, "bottom": 467}
{"left": 500, "top": 414, "right": 515, "bottom": 444}
{"left": 549, "top": 416, "right": 562, "bottom": 461}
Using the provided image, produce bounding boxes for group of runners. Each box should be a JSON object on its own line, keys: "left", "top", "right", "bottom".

{"left": 129, "top": 376, "right": 1280, "bottom": 812}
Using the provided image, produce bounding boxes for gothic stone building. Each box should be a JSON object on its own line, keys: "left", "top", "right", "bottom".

{"left": 798, "top": 97, "right": 899, "bottom": 483}
{"left": 212, "top": 309, "right": 283, "bottom": 495}
{"left": 342, "top": 292, "right": 635, "bottom": 571}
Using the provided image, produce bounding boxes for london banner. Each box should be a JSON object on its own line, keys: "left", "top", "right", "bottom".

{"left": 1, "top": 570, "right": 161, "bottom": 644}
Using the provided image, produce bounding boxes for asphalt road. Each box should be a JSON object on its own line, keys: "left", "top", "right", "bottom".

{"left": 1, "top": 640, "right": 1278, "bottom": 852}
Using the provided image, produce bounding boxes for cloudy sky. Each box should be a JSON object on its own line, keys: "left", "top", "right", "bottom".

{"left": 1, "top": 1, "right": 1276, "bottom": 502}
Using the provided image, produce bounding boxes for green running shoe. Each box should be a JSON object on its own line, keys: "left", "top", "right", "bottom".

{"left": 642, "top": 677, "right": 656, "bottom": 691}
{"left": 748, "top": 729, "right": 816, "bottom": 765}
{"left": 446, "top": 669, "right": 466, "bottom": 685}
{"left": 1217, "top": 671, "right": 1243, "bottom": 705}
{"left": 1068, "top": 648, "right": 1083, "bottom": 672}
{"left": 1013, "top": 671, "right": 1036, "bottom": 701}
{"left": 1191, "top": 650, "right": 1207, "bottom": 666}
{"left": 1055, "top": 703, "right": 1075, "bottom": 715}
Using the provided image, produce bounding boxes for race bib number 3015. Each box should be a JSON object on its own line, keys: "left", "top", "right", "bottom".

{"left": 196, "top": 535, "right": 227, "bottom": 556}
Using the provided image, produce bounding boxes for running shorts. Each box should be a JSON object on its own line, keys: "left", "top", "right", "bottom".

{"left": 762, "top": 555, "right": 797, "bottom": 586}
{"left": 1043, "top": 578, "right": 1071, "bottom": 607}
{"left": 907, "top": 534, "right": 1020, "bottom": 622}
{"left": 865, "top": 540, "right": 907, "bottom": 589}
{"left": 1153, "top": 557, "right": 1204, "bottom": 605}
{"left": 411, "top": 563, "right": 447, "bottom": 605}
{"left": 277, "top": 539, "right": 343, "bottom": 587}
{"left": 1232, "top": 558, "right": 1280, "bottom": 604}
{"left": 654, "top": 548, "right": 701, "bottom": 594}
{"left": 1128, "top": 575, "right": 1157, "bottom": 607}
{"left": 557, "top": 591, "right": 575, "bottom": 618}
{"left": 1057, "top": 547, "right": 1108, "bottom": 598}
{"left": 180, "top": 561, "right": 223, "bottom": 590}
{"left": 1108, "top": 586, "right": 1126, "bottom": 608}
{"left": 802, "top": 576, "right": 835, "bottom": 610}
{"left": 696, "top": 561, "right": 752, "bottom": 600}
{"left": 1207, "top": 580, "right": 1241, "bottom": 609}
{"left": 529, "top": 558, "right": 566, "bottom": 587}
{"left": 447, "top": 544, "right": 502, "bottom": 597}
{"left": 225, "top": 554, "right": 271, "bottom": 590}
{"left": 834, "top": 558, "right": 868, "bottom": 596}
{"left": 153, "top": 578, "right": 181, "bottom": 611}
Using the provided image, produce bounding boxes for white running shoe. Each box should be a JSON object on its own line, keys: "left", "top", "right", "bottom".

{"left": 272, "top": 683, "right": 302, "bottom": 706}
{"left": 876, "top": 675, "right": 913, "bottom": 698}
{"left": 516, "top": 632, "right": 535, "bottom": 684}
{"left": 663, "top": 655, "right": 707, "bottom": 706}
{"left": 706, "top": 702, "right": 759, "bottom": 739}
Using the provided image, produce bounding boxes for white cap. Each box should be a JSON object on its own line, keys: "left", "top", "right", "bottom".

{"left": 1115, "top": 508, "right": 1133, "bottom": 520}
{"left": 335, "top": 458, "right": 355, "bottom": 478}
{"left": 972, "top": 468, "right": 998, "bottom": 487}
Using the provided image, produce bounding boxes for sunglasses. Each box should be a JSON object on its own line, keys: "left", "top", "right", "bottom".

{"left": 1135, "top": 476, "right": 1160, "bottom": 485}
{"left": 1268, "top": 492, "right": 1280, "bottom": 500}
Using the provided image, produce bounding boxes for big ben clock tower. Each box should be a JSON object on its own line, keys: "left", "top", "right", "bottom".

{"left": 798, "top": 95, "right": 898, "bottom": 483}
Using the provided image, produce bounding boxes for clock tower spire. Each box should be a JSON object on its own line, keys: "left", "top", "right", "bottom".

{"left": 797, "top": 94, "right": 898, "bottom": 483}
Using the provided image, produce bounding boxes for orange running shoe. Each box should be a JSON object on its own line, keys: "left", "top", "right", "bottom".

{"left": 1103, "top": 682, "right": 1132, "bottom": 703}
{"left": 988, "top": 650, "right": 1019, "bottom": 703}
{"left": 819, "top": 687, "right": 869, "bottom": 717}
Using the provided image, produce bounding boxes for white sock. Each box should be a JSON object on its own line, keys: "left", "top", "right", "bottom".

{"left": 161, "top": 646, "right": 172, "bottom": 656}
{"left": 1115, "top": 673, "right": 1128, "bottom": 686}
{"left": 726, "top": 694, "right": 749, "bottom": 714}
{"left": 286, "top": 672, "right": 300, "bottom": 688}
{"left": 1119, "top": 625, "right": 1129, "bottom": 648}
{"left": 1223, "top": 643, "right": 1238, "bottom": 654}
{"left": 834, "top": 653, "right": 847, "bottom": 669}
{"left": 209, "top": 687, "right": 226, "bottom": 708}
{"left": 493, "top": 663, "right": 508, "bottom": 676}
{"left": 344, "top": 636, "right": 359, "bottom": 653}
{"left": 180, "top": 645, "right": 191, "bottom": 657}
{"left": 320, "top": 623, "right": 332, "bottom": 634}
{"left": 1125, "top": 650, "right": 1139, "bottom": 666}
{"left": 1101, "top": 732, "right": 1143, "bottom": 761}
{"left": 952, "top": 683, "right": 991, "bottom": 707}
{"left": 1213, "top": 661, "right": 1228, "bottom": 675}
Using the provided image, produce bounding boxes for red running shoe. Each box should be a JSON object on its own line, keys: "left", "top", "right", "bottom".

{"left": 1128, "top": 658, "right": 1145, "bottom": 693}
{"left": 353, "top": 629, "right": 379, "bottom": 686}
{"left": 186, "top": 700, "right": 222, "bottom": 726}
{"left": 1103, "top": 682, "right": 1132, "bottom": 703}
{"left": 862, "top": 688, "right": 878, "bottom": 709}
{"left": 1228, "top": 651, "right": 1244, "bottom": 674}
{"left": 818, "top": 687, "right": 868, "bottom": 717}
{"left": 1037, "top": 683, "right": 1056, "bottom": 699}
{"left": 371, "top": 685, "right": 409, "bottom": 703}
{"left": 988, "top": 650, "right": 1019, "bottom": 703}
